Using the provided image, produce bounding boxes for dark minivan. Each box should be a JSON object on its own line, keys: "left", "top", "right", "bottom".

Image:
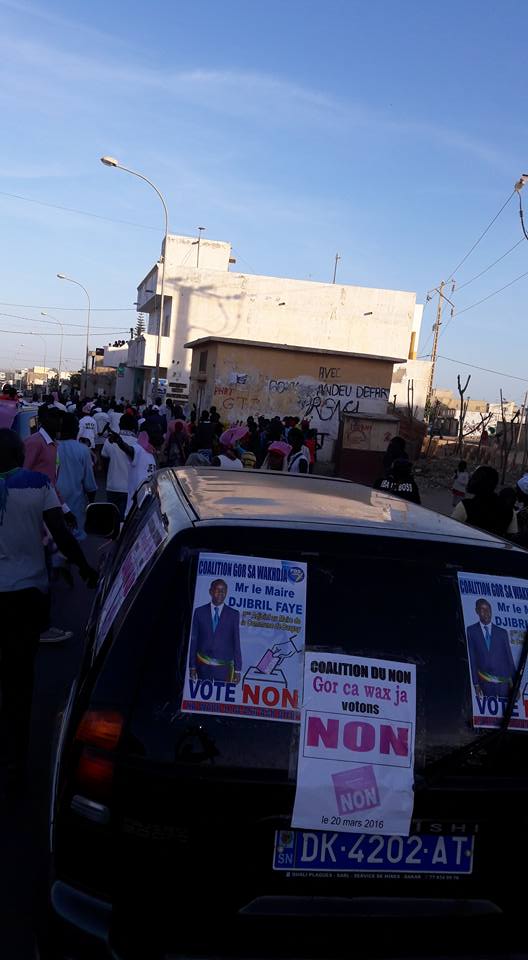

{"left": 47, "top": 468, "right": 528, "bottom": 959}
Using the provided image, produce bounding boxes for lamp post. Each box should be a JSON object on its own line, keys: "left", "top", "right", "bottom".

{"left": 100, "top": 156, "right": 169, "bottom": 399}
{"left": 57, "top": 274, "right": 91, "bottom": 392}
{"left": 41, "top": 311, "right": 64, "bottom": 389}
{"left": 34, "top": 334, "right": 48, "bottom": 389}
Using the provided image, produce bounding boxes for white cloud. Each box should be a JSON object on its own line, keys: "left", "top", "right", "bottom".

{"left": 0, "top": 20, "right": 512, "bottom": 173}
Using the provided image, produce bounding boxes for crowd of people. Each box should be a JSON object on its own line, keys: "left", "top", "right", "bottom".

{"left": 377, "top": 433, "right": 528, "bottom": 546}
{"left": 30, "top": 394, "right": 323, "bottom": 506}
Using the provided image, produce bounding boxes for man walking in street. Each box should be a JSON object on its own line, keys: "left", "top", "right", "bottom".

{"left": 0, "top": 429, "right": 97, "bottom": 794}
{"left": 24, "top": 403, "right": 77, "bottom": 642}
{"left": 101, "top": 413, "right": 139, "bottom": 521}
{"left": 107, "top": 421, "right": 161, "bottom": 515}
{"left": 23, "top": 403, "right": 63, "bottom": 483}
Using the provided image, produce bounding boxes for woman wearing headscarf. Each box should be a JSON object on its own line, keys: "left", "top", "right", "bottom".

{"left": 261, "top": 441, "right": 292, "bottom": 471}
{"left": 211, "top": 426, "right": 247, "bottom": 469}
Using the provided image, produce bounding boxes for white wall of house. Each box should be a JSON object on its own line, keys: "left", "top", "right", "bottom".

{"left": 390, "top": 358, "right": 432, "bottom": 420}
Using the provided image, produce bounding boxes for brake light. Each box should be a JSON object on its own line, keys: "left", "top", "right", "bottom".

{"left": 76, "top": 749, "right": 115, "bottom": 793}
{"left": 70, "top": 709, "right": 124, "bottom": 809}
{"left": 76, "top": 709, "right": 124, "bottom": 750}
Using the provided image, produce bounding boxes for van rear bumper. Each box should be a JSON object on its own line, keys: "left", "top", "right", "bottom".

{"left": 48, "top": 880, "right": 111, "bottom": 960}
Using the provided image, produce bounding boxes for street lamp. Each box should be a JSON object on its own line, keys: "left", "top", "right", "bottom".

{"left": 41, "top": 311, "right": 64, "bottom": 389}
{"left": 57, "top": 274, "right": 91, "bottom": 390}
{"left": 100, "top": 155, "right": 169, "bottom": 399}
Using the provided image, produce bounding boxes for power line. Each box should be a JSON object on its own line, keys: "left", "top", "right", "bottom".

{"left": 423, "top": 188, "right": 525, "bottom": 365}
{"left": 457, "top": 266, "right": 528, "bottom": 314}
{"left": 0, "top": 190, "right": 159, "bottom": 232}
{"left": 454, "top": 238, "right": 525, "bottom": 291}
{"left": 518, "top": 190, "right": 528, "bottom": 241}
{"left": 231, "top": 250, "right": 258, "bottom": 274}
{"left": 0, "top": 326, "right": 105, "bottom": 338}
{"left": 438, "top": 353, "right": 528, "bottom": 384}
{"left": 440, "top": 265, "right": 528, "bottom": 341}
{"left": 0, "top": 301, "right": 135, "bottom": 312}
{"left": 0, "top": 311, "right": 130, "bottom": 331}
{"left": 446, "top": 189, "right": 516, "bottom": 281}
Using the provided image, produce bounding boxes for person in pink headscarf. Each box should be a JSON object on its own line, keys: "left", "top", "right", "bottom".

{"left": 211, "top": 426, "right": 248, "bottom": 470}
{"left": 261, "top": 441, "right": 291, "bottom": 471}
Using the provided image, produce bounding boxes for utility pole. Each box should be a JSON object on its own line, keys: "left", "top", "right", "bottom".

{"left": 196, "top": 226, "right": 205, "bottom": 268}
{"left": 515, "top": 390, "right": 528, "bottom": 465}
{"left": 332, "top": 252, "right": 341, "bottom": 284}
{"left": 425, "top": 281, "right": 455, "bottom": 411}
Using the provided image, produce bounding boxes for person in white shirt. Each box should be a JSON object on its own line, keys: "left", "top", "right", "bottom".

{"left": 101, "top": 414, "right": 138, "bottom": 521}
{"left": 93, "top": 406, "right": 110, "bottom": 438}
{"left": 77, "top": 407, "right": 98, "bottom": 449}
{"left": 107, "top": 422, "right": 162, "bottom": 516}
{"left": 108, "top": 404, "right": 124, "bottom": 433}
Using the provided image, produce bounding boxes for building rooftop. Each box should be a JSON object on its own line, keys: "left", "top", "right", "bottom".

{"left": 184, "top": 336, "right": 405, "bottom": 364}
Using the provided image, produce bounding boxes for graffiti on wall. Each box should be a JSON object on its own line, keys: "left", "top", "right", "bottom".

{"left": 266, "top": 377, "right": 389, "bottom": 438}
{"left": 212, "top": 369, "right": 389, "bottom": 440}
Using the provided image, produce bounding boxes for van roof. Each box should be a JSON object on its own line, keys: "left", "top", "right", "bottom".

{"left": 167, "top": 467, "right": 517, "bottom": 550}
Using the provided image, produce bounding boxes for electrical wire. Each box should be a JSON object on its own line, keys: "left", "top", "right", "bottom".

{"left": 518, "top": 190, "right": 528, "bottom": 241}
{"left": 426, "top": 190, "right": 528, "bottom": 347}
{"left": 457, "top": 267, "right": 528, "bottom": 314}
{"left": 0, "top": 327, "right": 110, "bottom": 338}
{"left": 440, "top": 265, "right": 528, "bottom": 341}
{"left": 231, "top": 250, "right": 258, "bottom": 274}
{"left": 0, "top": 190, "right": 160, "bottom": 232}
{"left": 0, "top": 301, "right": 135, "bottom": 312}
{"left": 437, "top": 354, "right": 528, "bottom": 384}
{"left": 0, "top": 311, "right": 130, "bottom": 332}
{"left": 454, "top": 238, "right": 525, "bottom": 291}
{"left": 446, "top": 189, "right": 516, "bottom": 281}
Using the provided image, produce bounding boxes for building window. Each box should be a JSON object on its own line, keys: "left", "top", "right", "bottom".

{"left": 199, "top": 350, "right": 208, "bottom": 373}
{"left": 162, "top": 297, "right": 172, "bottom": 337}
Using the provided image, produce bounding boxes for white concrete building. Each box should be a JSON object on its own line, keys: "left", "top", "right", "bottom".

{"left": 390, "top": 357, "right": 432, "bottom": 420}
{"left": 110, "top": 233, "right": 423, "bottom": 405}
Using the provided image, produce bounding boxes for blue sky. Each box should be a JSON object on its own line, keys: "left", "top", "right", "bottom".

{"left": 1, "top": 0, "right": 527, "bottom": 401}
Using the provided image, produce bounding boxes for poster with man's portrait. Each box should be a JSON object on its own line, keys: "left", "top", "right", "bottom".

{"left": 181, "top": 552, "right": 307, "bottom": 722}
{"left": 458, "top": 571, "right": 528, "bottom": 730}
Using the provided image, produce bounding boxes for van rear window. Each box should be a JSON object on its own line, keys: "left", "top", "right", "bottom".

{"left": 124, "top": 527, "right": 528, "bottom": 778}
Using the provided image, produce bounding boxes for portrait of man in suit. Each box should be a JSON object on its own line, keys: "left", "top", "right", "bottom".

{"left": 189, "top": 579, "right": 242, "bottom": 684}
{"left": 466, "top": 598, "right": 516, "bottom": 699}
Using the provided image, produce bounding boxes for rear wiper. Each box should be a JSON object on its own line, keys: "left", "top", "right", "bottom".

{"left": 417, "top": 629, "right": 528, "bottom": 790}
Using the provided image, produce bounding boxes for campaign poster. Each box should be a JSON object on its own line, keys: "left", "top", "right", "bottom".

{"left": 181, "top": 552, "right": 307, "bottom": 722}
{"left": 94, "top": 511, "right": 167, "bottom": 655}
{"left": 458, "top": 571, "right": 528, "bottom": 730}
{"left": 292, "top": 653, "right": 416, "bottom": 836}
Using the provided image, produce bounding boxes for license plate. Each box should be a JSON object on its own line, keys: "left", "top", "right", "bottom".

{"left": 273, "top": 830, "right": 474, "bottom": 875}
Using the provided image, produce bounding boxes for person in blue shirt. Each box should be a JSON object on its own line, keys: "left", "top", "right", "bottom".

{"left": 57, "top": 413, "right": 97, "bottom": 540}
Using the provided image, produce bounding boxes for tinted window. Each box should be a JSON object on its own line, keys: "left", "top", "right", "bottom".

{"left": 120, "top": 527, "right": 528, "bottom": 780}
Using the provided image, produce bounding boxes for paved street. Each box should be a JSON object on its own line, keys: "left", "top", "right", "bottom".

{"left": 0, "top": 541, "right": 97, "bottom": 959}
